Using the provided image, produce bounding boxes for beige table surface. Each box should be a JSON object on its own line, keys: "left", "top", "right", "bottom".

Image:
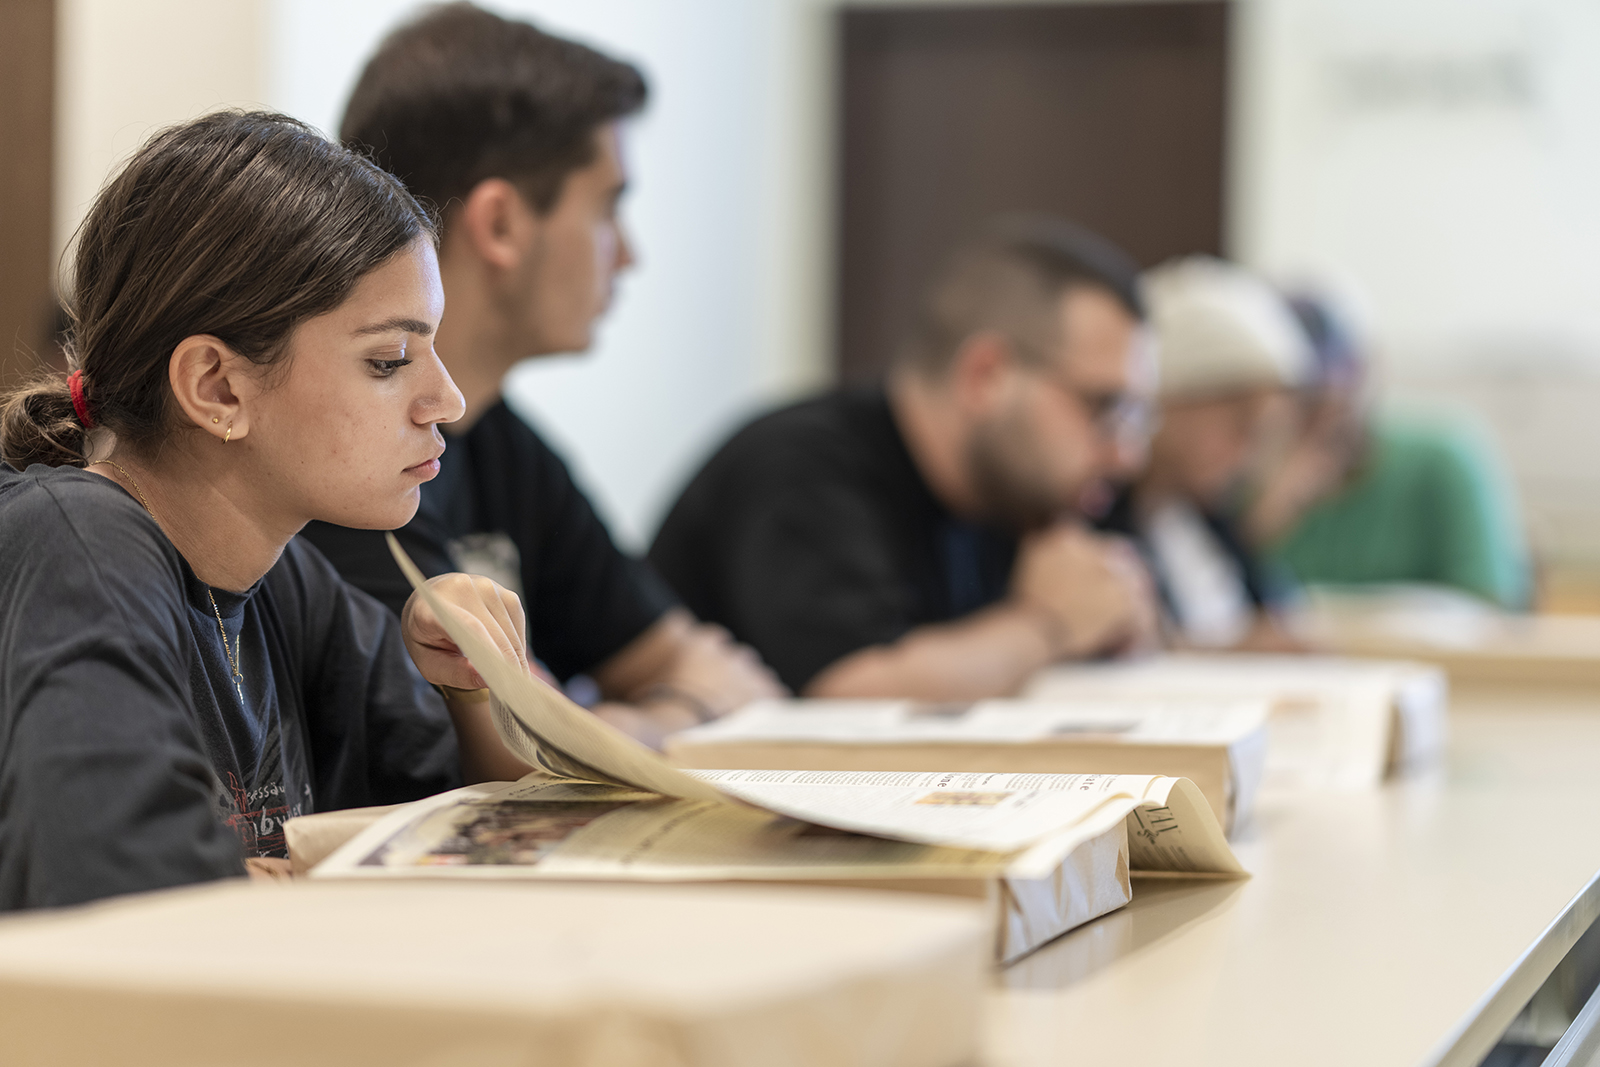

{"left": 986, "top": 690, "right": 1600, "bottom": 1067}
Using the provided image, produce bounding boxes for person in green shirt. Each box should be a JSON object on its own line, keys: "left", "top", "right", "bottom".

{"left": 1244, "top": 293, "right": 1532, "bottom": 609}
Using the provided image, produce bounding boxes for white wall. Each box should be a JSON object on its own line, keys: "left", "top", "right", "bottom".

{"left": 54, "top": 0, "right": 269, "bottom": 266}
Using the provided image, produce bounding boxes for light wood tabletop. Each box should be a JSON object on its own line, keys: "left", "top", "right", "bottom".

{"left": 986, "top": 689, "right": 1600, "bottom": 1067}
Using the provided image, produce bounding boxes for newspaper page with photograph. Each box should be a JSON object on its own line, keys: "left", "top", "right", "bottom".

{"left": 665, "top": 699, "right": 1269, "bottom": 834}
{"left": 313, "top": 769, "right": 1239, "bottom": 882}
{"left": 310, "top": 768, "right": 1240, "bottom": 963}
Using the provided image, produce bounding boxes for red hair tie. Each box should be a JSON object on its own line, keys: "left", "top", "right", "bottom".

{"left": 67, "top": 369, "right": 95, "bottom": 429}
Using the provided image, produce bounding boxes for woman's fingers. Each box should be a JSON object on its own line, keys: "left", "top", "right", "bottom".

{"left": 407, "top": 601, "right": 491, "bottom": 689}
{"left": 440, "top": 582, "right": 524, "bottom": 674}
{"left": 496, "top": 581, "right": 528, "bottom": 659}
{"left": 402, "top": 573, "right": 533, "bottom": 688}
{"left": 470, "top": 575, "right": 528, "bottom": 674}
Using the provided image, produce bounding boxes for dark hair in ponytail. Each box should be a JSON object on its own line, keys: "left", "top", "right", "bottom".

{"left": 0, "top": 375, "right": 85, "bottom": 470}
{"left": 0, "top": 109, "right": 436, "bottom": 470}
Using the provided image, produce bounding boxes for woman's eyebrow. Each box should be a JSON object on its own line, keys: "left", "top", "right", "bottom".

{"left": 352, "top": 316, "right": 434, "bottom": 337}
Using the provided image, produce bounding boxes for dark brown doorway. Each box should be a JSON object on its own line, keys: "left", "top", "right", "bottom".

{"left": 0, "top": 0, "right": 57, "bottom": 389}
{"left": 837, "top": 1, "right": 1230, "bottom": 383}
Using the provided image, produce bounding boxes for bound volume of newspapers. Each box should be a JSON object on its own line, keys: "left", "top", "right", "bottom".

{"left": 1025, "top": 653, "right": 1448, "bottom": 788}
{"left": 666, "top": 699, "right": 1268, "bottom": 834}
{"left": 0, "top": 880, "right": 991, "bottom": 1067}
{"left": 304, "top": 539, "right": 1247, "bottom": 964}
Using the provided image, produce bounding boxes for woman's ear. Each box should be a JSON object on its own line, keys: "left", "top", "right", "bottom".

{"left": 168, "top": 335, "right": 251, "bottom": 443}
{"left": 455, "top": 178, "right": 538, "bottom": 273}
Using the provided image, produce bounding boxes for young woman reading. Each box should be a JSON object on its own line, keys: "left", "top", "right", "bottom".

{"left": 0, "top": 111, "right": 534, "bottom": 911}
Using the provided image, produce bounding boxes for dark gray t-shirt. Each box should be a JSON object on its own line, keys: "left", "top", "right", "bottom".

{"left": 0, "top": 463, "right": 461, "bottom": 911}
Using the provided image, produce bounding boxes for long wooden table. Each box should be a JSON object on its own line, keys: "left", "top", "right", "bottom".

{"left": 986, "top": 689, "right": 1600, "bottom": 1066}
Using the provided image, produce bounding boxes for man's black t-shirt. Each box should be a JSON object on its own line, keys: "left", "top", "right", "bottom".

{"left": 0, "top": 464, "right": 461, "bottom": 911}
{"left": 648, "top": 389, "right": 1016, "bottom": 692}
{"left": 302, "top": 400, "right": 676, "bottom": 683}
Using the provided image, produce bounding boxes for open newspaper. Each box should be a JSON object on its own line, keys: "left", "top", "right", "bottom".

{"left": 303, "top": 539, "right": 1246, "bottom": 963}
{"left": 1025, "top": 653, "right": 1448, "bottom": 788}
{"left": 665, "top": 699, "right": 1268, "bottom": 834}
{"left": 311, "top": 768, "right": 1238, "bottom": 963}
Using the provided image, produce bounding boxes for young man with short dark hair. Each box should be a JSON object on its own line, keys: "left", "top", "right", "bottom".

{"left": 303, "top": 3, "right": 780, "bottom": 745}
{"left": 649, "top": 218, "right": 1161, "bottom": 699}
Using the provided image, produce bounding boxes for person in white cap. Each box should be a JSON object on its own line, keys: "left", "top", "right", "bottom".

{"left": 1096, "top": 256, "right": 1312, "bottom": 650}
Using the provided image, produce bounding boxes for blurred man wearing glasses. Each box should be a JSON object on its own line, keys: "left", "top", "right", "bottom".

{"left": 649, "top": 218, "right": 1161, "bottom": 699}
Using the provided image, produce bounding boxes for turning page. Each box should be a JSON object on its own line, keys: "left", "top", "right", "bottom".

{"left": 387, "top": 536, "right": 1241, "bottom": 868}
{"left": 391, "top": 533, "right": 728, "bottom": 803}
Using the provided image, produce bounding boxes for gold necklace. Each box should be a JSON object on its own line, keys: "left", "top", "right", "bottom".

{"left": 91, "top": 460, "right": 245, "bottom": 701}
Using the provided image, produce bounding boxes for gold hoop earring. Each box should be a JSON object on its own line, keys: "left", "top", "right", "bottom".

{"left": 224, "top": 423, "right": 233, "bottom": 444}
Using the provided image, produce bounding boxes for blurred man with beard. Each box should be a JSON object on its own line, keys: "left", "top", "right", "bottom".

{"left": 649, "top": 218, "right": 1160, "bottom": 699}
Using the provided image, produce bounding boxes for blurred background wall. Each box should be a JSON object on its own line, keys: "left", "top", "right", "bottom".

{"left": 1236, "top": 0, "right": 1600, "bottom": 588}
{"left": 21, "top": 0, "right": 1600, "bottom": 587}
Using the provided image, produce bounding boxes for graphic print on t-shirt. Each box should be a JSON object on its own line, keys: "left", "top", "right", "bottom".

{"left": 209, "top": 719, "right": 307, "bottom": 859}
{"left": 218, "top": 772, "right": 300, "bottom": 856}
{"left": 448, "top": 531, "right": 526, "bottom": 599}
